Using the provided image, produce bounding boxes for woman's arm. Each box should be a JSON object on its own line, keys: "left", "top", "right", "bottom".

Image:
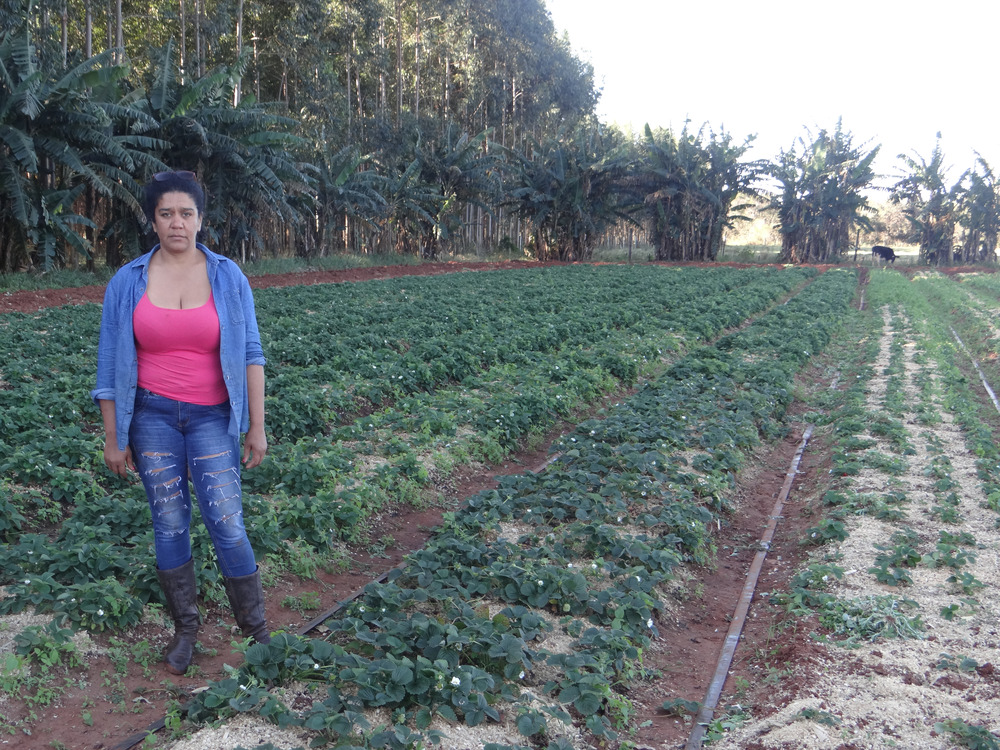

{"left": 99, "top": 399, "right": 134, "bottom": 478}
{"left": 242, "top": 364, "right": 267, "bottom": 469}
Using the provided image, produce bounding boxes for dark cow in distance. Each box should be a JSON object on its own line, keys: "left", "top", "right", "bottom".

{"left": 872, "top": 245, "right": 896, "bottom": 264}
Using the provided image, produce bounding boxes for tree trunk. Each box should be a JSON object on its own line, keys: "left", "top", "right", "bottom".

{"left": 414, "top": 0, "right": 421, "bottom": 118}
{"left": 84, "top": 0, "right": 92, "bottom": 57}
{"left": 396, "top": 0, "right": 402, "bottom": 123}
{"left": 233, "top": 0, "right": 243, "bottom": 104}
{"left": 354, "top": 34, "right": 363, "bottom": 124}
{"left": 196, "top": 0, "right": 204, "bottom": 78}
{"left": 61, "top": 0, "right": 68, "bottom": 67}
{"left": 345, "top": 21, "right": 352, "bottom": 139}
{"left": 378, "top": 18, "right": 386, "bottom": 116}
{"left": 180, "top": 0, "right": 187, "bottom": 82}
{"left": 105, "top": 0, "right": 112, "bottom": 53}
{"left": 443, "top": 53, "right": 449, "bottom": 123}
{"left": 511, "top": 73, "right": 517, "bottom": 146}
{"left": 114, "top": 0, "right": 122, "bottom": 62}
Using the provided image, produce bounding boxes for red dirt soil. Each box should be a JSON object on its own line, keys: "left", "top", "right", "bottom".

{"left": 2, "top": 260, "right": 836, "bottom": 750}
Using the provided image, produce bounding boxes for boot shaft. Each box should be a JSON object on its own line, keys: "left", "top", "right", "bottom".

{"left": 156, "top": 557, "right": 200, "bottom": 631}
{"left": 155, "top": 557, "right": 200, "bottom": 674}
{"left": 223, "top": 566, "right": 271, "bottom": 644}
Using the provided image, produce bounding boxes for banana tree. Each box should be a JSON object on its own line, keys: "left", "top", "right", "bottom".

{"left": 640, "top": 123, "right": 763, "bottom": 261}
{"left": 137, "top": 42, "right": 310, "bottom": 261}
{"left": 768, "top": 121, "right": 878, "bottom": 264}
{"left": 954, "top": 156, "right": 999, "bottom": 264}
{"left": 892, "top": 136, "right": 961, "bottom": 265}
{"left": 370, "top": 156, "right": 440, "bottom": 256}
{"left": 0, "top": 27, "right": 136, "bottom": 270}
{"left": 504, "top": 125, "right": 632, "bottom": 261}
{"left": 310, "top": 144, "right": 385, "bottom": 255}
{"left": 415, "top": 124, "right": 501, "bottom": 258}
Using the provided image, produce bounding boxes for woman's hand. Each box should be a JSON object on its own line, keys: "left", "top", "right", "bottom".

{"left": 243, "top": 424, "right": 268, "bottom": 469}
{"left": 104, "top": 443, "right": 135, "bottom": 479}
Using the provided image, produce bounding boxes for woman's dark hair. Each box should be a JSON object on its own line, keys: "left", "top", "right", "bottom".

{"left": 142, "top": 171, "right": 206, "bottom": 221}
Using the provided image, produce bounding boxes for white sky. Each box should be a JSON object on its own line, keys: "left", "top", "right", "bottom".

{"left": 546, "top": 0, "right": 1000, "bottom": 188}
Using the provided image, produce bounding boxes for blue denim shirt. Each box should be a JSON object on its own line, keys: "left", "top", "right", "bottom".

{"left": 91, "top": 244, "right": 266, "bottom": 450}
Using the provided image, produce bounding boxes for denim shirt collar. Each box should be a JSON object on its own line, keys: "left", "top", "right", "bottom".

{"left": 137, "top": 242, "right": 220, "bottom": 282}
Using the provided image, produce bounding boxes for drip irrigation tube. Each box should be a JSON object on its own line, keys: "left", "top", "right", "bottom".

{"left": 684, "top": 424, "right": 814, "bottom": 750}
{"left": 950, "top": 327, "right": 1000, "bottom": 415}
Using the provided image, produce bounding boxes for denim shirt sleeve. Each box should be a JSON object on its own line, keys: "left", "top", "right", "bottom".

{"left": 90, "top": 255, "right": 148, "bottom": 450}
{"left": 208, "top": 247, "right": 266, "bottom": 439}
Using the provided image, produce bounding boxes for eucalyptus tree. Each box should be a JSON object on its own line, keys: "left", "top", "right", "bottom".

{"left": 768, "top": 122, "right": 879, "bottom": 263}
{"left": 504, "top": 124, "right": 632, "bottom": 261}
{"left": 891, "top": 136, "right": 962, "bottom": 265}
{"left": 422, "top": 0, "right": 596, "bottom": 147}
{"left": 953, "top": 156, "right": 998, "bottom": 264}
{"left": 639, "top": 123, "right": 763, "bottom": 261}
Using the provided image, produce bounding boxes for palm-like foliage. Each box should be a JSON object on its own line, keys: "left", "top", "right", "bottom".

{"left": 768, "top": 121, "right": 878, "bottom": 263}
{"left": 308, "top": 144, "right": 385, "bottom": 256}
{"left": 954, "top": 156, "right": 999, "bottom": 264}
{"left": 0, "top": 28, "right": 136, "bottom": 270}
{"left": 415, "top": 124, "right": 502, "bottom": 258}
{"left": 639, "top": 123, "right": 763, "bottom": 261}
{"left": 137, "top": 43, "right": 311, "bottom": 261}
{"left": 505, "top": 125, "right": 632, "bottom": 261}
{"left": 369, "top": 156, "right": 440, "bottom": 256}
{"left": 892, "top": 136, "right": 962, "bottom": 265}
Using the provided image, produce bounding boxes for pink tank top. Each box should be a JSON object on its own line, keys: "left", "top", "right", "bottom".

{"left": 134, "top": 293, "right": 229, "bottom": 405}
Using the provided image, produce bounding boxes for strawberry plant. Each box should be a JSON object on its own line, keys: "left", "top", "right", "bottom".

{"left": 1, "top": 264, "right": 866, "bottom": 743}
{"left": 180, "top": 266, "right": 860, "bottom": 743}
{"left": 934, "top": 718, "right": 1000, "bottom": 750}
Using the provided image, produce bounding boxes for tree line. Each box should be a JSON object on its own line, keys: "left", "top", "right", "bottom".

{"left": 2, "top": 0, "right": 997, "bottom": 272}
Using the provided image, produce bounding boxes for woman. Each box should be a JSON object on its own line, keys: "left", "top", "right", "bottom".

{"left": 91, "top": 170, "right": 271, "bottom": 675}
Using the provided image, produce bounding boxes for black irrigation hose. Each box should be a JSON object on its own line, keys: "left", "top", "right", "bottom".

{"left": 684, "top": 425, "right": 814, "bottom": 750}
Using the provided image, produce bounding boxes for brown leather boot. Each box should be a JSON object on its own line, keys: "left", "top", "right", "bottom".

{"left": 156, "top": 558, "right": 200, "bottom": 675}
{"left": 223, "top": 566, "right": 271, "bottom": 644}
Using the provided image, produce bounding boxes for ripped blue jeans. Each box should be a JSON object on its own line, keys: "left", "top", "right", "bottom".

{"left": 130, "top": 388, "right": 257, "bottom": 577}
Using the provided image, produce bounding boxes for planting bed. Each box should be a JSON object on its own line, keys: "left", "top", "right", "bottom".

{"left": 3, "top": 261, "right": 1000, "bottom": 750}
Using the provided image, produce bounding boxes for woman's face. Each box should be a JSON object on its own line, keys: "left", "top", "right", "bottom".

{"left": 152, "top": 190, "right": 203, "bottom": 254}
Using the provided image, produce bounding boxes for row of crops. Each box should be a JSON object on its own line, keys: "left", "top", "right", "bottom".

{"left": 0, "top": 263, "right": 858, "bottom": 746}
{"left": 709, "top": 269, "right": 1000, "bottom": 748}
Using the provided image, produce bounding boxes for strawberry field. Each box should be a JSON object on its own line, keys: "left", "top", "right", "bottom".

{"left": 7, "top": 262, "right": 1000, "bottom": 749}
